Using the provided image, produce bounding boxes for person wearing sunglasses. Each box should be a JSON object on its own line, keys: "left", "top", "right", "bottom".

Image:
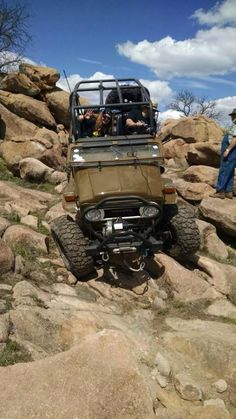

{"left": 93, "top": 110, "right": 113, "bottom": 137}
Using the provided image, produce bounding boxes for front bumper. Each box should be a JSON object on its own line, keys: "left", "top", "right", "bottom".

{"left": 86, "top": 230, "right": 163, "bottom": 257}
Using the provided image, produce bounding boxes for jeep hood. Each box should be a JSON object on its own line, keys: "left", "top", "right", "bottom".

{"left": 74, "top": 165, "right": 163, "bottom": 205}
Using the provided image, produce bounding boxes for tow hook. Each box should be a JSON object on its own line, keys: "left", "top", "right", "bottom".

{"left": 101, "top": 252, "right": 109, "bottom": 262}
{"left": 123, "top": 258, "right": 145, "bottom": 272}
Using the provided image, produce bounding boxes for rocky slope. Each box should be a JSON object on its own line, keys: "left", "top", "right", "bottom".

{"left": 0, "top": 65, "right": 236, "bottom": 419}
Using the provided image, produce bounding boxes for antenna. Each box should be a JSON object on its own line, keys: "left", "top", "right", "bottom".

{"left": 63, "top": 69, "right": 71, "bottom": 92}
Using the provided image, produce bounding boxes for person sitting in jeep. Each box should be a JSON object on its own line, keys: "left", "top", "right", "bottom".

{"left": 78, "top": 109, "right": 97, "bottom": 137}
{"left": 78, "top": 109, "right": 112, "bottom": 137}
{"left": 125, "top": 104, "right": 154, "bottom": 135}
{"left": 93, "top": 110, "right": 113, "bottom": 137}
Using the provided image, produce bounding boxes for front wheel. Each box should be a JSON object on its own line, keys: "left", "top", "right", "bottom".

{"left": 51, "top": 215, "right": 95, "bottom": 280}
{"left": 165, "top": 205, "right": 200, "bottom": 259}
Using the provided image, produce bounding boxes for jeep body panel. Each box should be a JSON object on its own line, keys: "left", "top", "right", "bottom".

{"left": 73, "top": 164, "right": 163, "bottom": 205}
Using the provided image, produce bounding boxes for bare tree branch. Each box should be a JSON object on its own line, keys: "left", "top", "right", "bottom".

{"left": 167, "top": 89, "right": 222, "bottom": 121}
{"left": 0, "top": 0, "right": 31, "bottom": 72}
{"left": 168, "top": 90, "right": 195, "bottom": 117}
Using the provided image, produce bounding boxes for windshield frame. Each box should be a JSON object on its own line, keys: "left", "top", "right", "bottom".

{"left": 69, "top": 138, "right": 164, "bottom": 168}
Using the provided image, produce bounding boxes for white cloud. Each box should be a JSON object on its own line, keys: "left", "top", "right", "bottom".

{"left": 57, "top": 71, "right": 114, "bottom": 92}
{"left": 192, "top": 0, "right": 236, "bottom": 26}
{"left": 215, "top": 95, "right": 236, "bottom": 122}
{"left": 77, "top": 57, "right": 103, "bottom": 65}
{"left": 139, "top": 79, "right": 173, "bottom": 105}
{"left": 117, "top": 25, "right": 236, "bottom": 79}
{"left": 159, "top": 109, "right": 183, "bottom": 122}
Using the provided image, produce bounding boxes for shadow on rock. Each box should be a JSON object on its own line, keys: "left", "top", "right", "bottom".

{"left": 97, "top": 257, "right": 165, "bottom": 294}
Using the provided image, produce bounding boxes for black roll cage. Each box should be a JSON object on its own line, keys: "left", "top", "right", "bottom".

{"left": 69, "top": 78, "right": 158, "bottom": 142}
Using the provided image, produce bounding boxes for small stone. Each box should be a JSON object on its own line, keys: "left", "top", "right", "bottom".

{"left": 42, "top": 221, "right": 51, "bottom": 232}
{"left": 54, "top": 181, "right": 67, "bottom": 194}
{"left": 206, "top": 300, "right": 236, "bottom": 320}
{"left": 0, "top": 217, "right": 11, "bottom": 237}
{"left": 0, "top": 301, "right": 7, "bottom": 314}
{"left": 67, "top": 273, "right": 77, "bottom": 285}
{"left": 158, "top": 290, "right": 168, "bottom": 300}
{"left": 56, "top": 124, "right": 65, "bottom": 132}
{"left": 0, "top": 284, "right": 12, "bottom": 297}
{"left": 29, "top": 271, "right": 49, "bottom": 283}
{"left": 155, "top": 352, "right": 171, "bottom": 377}
{"left": 56, "top": 267, "right": 68, "bottom": 276}
{"left": 151, "top": 368, "right": 168, "bottom": 387}
{"left": 152, "top": 297, "right": 167, "bottom": 312}
{"left": 174, "top": 373, "right": 202, "bottom": 401}
{"left": 156, "top": 372, "right": 168, "bottom": 388}
{"left": 212, "top": 379, "right": 228, "bottom": 393}
{"left": 204, "top": 398, "right": 225, "bottom": 408}
{"left": 56, "top": 275, "right": 65, "bottom": 283}
{"left": 20, "top": 214, "right": 38, "bottom": 230}
{"left": 0, "top": 314, "right": 10, "bottom": 342}
{"left": 14, "top": 254, "right": 25, "bottom": 275}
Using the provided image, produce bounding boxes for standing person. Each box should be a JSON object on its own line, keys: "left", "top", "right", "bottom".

{"left": 212, "top": 108, "right": 236, "bottom": 199}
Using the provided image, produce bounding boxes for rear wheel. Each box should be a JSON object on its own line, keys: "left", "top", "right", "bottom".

{"left": 165, "top": 205, "right": 200, "bottom": 258}
{"left": 51, "top": 215, "right": 95, "bottom": 280}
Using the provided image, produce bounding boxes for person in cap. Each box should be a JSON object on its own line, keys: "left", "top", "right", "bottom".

{"left": 93, "top": 110, "right": 113, "bottom": 137}
{"left": 212, "top": 108, "right": 236, "bottom": 199}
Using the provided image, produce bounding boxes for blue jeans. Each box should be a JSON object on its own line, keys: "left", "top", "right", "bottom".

{"left": 216, "top": 135, "right": 236, "bottom": 192}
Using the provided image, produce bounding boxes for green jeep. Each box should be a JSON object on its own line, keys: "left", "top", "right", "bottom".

{"left": 51, "top": 78, "right": 200, "bottom": 279}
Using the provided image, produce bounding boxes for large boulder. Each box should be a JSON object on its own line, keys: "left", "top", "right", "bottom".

{"left": 0, "top": 128, "right": 64, "bottom": 170}
{"left": 0, "top": 72, "right": 40, "bottom": 96}
{"left": 162, "top": 317, "right": 236, "bottom": 401}
{"left": 0, "top": 103, "right": 38, "bottom": 140}
{"left": 3, "top": 224, "right": 49, "bottom": 254}
{"left": 19, "top": 157, "right": 53, "bottom": 182}
{"left": 196, "top": 219, "right": 229, "bottom": 261}
{"left": 0, "top": 137, "right": 49, "bottom": 169}
{"left": 199, "top": 197, "right": 236, "bottom": 237}
{"left": 19, "top": 64, "right": 60, "bottom": 91}
{"left": 19, "top": 157, "right": 67, "bottom": 184}
{"left": 158, "top": 115, "right": 223, "bottom": 144}
{"left": 162, "top": 138, "right": 190, "bottom": 159}
{"left": 173, "top": 178, "right": 214, "bottom": 201}
{"left": 186, "top": 142, "right": 221, "bottom": 167}
{"left": 182, "top": 165, "right": 218, "bottom": 187}
{"left": 196, "top": 255, "right": 236, "bottom": 302}
{"left": 154, "top": 253, "right": 221, "bottom": 302}
{"left": 45, "top": 89, "right": 70, "bottom": 127}
{"left": 0, "top": 91, "right": 56, "bottom": 129}
{"left": 0, "top": 330, "right": 155, "bottom": 419}
{"left": 0, "top": 181, "right": 54, "bottom": 214}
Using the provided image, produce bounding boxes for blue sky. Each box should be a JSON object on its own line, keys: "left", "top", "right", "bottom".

{"left": 8, "top": 0, "right": 236, "bottom": 121}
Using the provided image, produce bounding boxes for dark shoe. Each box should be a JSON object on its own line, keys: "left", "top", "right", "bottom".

{"left": 211, "top": 191, "right": 225, "bottom": 199}
{"left": 225, "top": 192, "right": 233, "bottom": 199}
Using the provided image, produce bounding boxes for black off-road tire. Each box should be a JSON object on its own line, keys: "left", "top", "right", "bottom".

{"left": 105, "top": 86, "right": 150, "bottom": 106}
{"left": 51, "top": 215, "right": 94, "bottom": 280}
{"left": 166, "top": 205, "right": 200, "bottom": 259}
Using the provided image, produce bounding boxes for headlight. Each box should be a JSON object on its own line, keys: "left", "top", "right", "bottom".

{"left": 139, "top": 206, "right": 159, "bottom": 218}
{"left": 85, "top": 208, "right": 105, "bottom": 222}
